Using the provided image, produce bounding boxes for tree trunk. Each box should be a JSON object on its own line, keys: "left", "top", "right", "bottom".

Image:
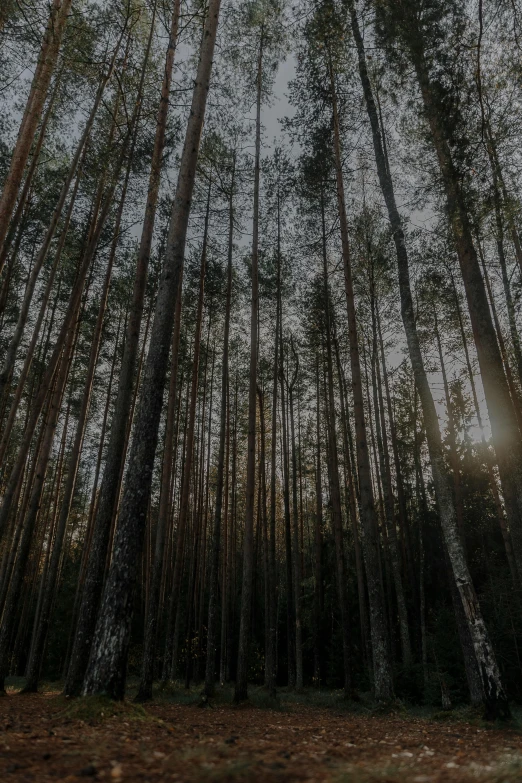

{"left": 136, "top": 275, "right": 183, "bottom": 702}
{"left": 0, "top": 47, "right": 120, "bottom": 401}
{"left": 329, "top": 53, "right": 392, "bottom": 701}
{"left": 219, "top": 380, "right": 230, "bottom": 685}
{"left": 162, "top": 188, "right": 211, "bottom": 685}
{"left": 370, "top": 290, "right": 412, "bottom": 668}
{"left": 313, "top": 357, "right": 323, "bottom": 685}
{"left": 265, "top": 197, "right": 281, "bottom": 696}
{"left": 477, "top": 244, "right": 522, "bottom": 430}
{"left": 0, "top": 121, "right": 130, "bottom": 545}
{"left": 0, "top": 72, "right": 60, "bottom": 286}
{"left": 320, "top": 194, "right": 351, "bottom": 698}
{"left": 450, "top": 275, "right": 519, "bottom": 586}
{"left": 0, "top": 0, "right": 73, "bottom": 262}
{"left": 0, "top": 311, "right": 78, "bottom": 692}
{"left": 234, "top": 27, "right": 263, "bottom": 704}
{"left": 21, "top": 145, "right": 134, "bottom": 693}
{"left": 410, "top": 18, "right": 522, "bottom": 600}
{"left": 0, "top": 156, "right": 84, "bottom": 464}
{"left": 376, "top": 307, "right": 416, "bottom": 604}
{"left": 346, "top": 0, "right": 509, "bottom": 718}
{"left": 204, "top": 154, "right": 235, "bottom": 698}
{"left": 62, "top": 309, "right": 124, "bottom": 679}
{"left": 487, "top": 142, "right": 522, "bottom": 387}
{"left": 288, "top": 339, "right": 303, "bottom": 690}
{"left": 63, "top": 1, "right": 181, "bottom": 696}
{"left": 433, "top": 310, "right": 466, "bottom": 547}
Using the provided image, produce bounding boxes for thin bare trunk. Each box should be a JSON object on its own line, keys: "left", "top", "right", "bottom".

{"left": 204, "top": 155, "right": 235, "bottom": 698}
{"left": 0, "top": 0, "right": 73, "bottom": 262}
{"left": 234, "top": 27, "right": 262, "bottom": 703}
{"left": 346, "top": 0, "right": 509, "bottom": 717}
{"left": 329, "top": 53, "right": 392, "bottom": 700}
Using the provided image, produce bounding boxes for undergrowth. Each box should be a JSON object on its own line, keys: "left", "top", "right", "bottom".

{"left": 59, "top": 695, "right": 150, "bottom": 723}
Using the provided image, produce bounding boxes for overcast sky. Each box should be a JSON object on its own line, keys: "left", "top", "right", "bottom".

{"left": 262, "top": 54, "right": 296, "bottom": 151}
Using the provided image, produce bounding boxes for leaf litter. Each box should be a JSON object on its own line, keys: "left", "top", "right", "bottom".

{"left": 1, "top": 690, "right": 521, "bottom": 782}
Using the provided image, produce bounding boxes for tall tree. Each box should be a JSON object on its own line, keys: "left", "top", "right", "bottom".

{"left": 346, "top": 0, "right": 510, "bottom": 718}
{"left": 82, "top": 0, "right": 222, "bottom": 700}
{"left": 64, "top": 0, "right": 180, "bottom": 696}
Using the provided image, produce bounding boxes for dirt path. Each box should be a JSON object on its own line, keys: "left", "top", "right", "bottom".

{"left": 1, "top": 691, "right": 521, "bottom": 781}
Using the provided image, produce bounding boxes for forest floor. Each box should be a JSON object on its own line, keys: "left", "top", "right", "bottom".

{"left": 1, "top": 681, "right": 522, "bottom": 782}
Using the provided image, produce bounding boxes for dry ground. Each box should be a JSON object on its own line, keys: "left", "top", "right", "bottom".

{"left": 1, "top": 685, "right": 522, "bottom": 782}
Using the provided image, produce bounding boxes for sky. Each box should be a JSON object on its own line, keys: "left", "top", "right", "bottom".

{"left": 262, "top": 54, "right": 297, "bottom": 150}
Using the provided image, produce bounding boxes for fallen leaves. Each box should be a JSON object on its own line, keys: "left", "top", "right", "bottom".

{"left": 1, "top": 692, "right": 522, "bottom": 782}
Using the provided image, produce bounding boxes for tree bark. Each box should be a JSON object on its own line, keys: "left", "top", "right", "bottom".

{"left": 0, "top": 72, "right": 60, "bottom": 288}
{"left": 63, "top": 1, "right": 181, "bottom": 696}
{"left": 21, "top": 141, "right": 134, "bottom": 693}
{"left": 0, "top": 309, "right": 79, "bottom": 692}
{"left": 370, "top": 289, "right": 412, "bottom": 668}
{"left": 265, "top": 195, "right": 281, "bottom": 696}
{"left": 82, "top": 26, "right": 220, "bottom": 688}
{"left": 0, "top": 0, "right": 73, "bottom": 263}
{"left": 162, "top": 188, "right": 211, "bottom": 685}
{"left": 409, "top": 15, "right": 522, "bottom": 599}
{"left": 0, "top": 46, "right": 121, "bottom": 401}
{"left": 0, "top": 157, "right": 84, "bottom": 464}
{"left": 0, "top": 115, "right": 130, "bottom": 546}
{"left": 234, "top": 27, "right": 263, "bottom": 703}
{"left": 450, "top": 275, "right": 519, "bottom": 586}
{"left": 320, "top": 193, "right": 351, "bottom": 698}
{"left": 313, "top": 357, "right": 323, "bottom": 685}
{"left": 204, "top": 154, "right": 235, "bottom": 698}
{"left": 280, "top": 334, "right": 296, "bottom": 688}
{"left": 329, "top": 52, "right": 392, "bottom": 701}
{"left": 346, "top": 0, "right": 509, "bottom": 718}
{"left": 288, "top": 339, "right": 303, "bottom": 690}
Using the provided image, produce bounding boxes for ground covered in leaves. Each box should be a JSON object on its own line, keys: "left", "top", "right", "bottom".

{"left": 1, "top": 683, "right": 522, "bottom": 782}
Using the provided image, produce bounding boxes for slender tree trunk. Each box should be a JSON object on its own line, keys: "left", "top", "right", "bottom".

{"left": 346, "top": 0, "right": 509, "bottom": 718}
{"left": 63, "top": 309, "right": 123, "bottom": 678}
{"left": 487, "top": 151, "right": 522, "bottom": 387}
{"left": 329, "top": 54, "right": 392, "bottom": 701}
{"left": 418, "top": 479, "right": 428, "bottom": 692}
{"left": 320, "top": 194, "right": 351, "bottom": 698}
{"left": 0, "top": 312, "right": 78, "bottom": 692}
{"left": 363, "top": 343, "right": 393, "bottom": 659}
{"left": 313, "top": 357, "right": 323, "bottom": 685}
{"left": 136, "top": 276, "right": 183, "bottom": 702}
{"left": 0, "top": 49, "right": 120, "bottom": 400}
{"left": 0, "top": 72, "right": 60, "bottom": 285}
{"left": 62, "top": 5, "right": 170, "bottom": 695}
{"left": 0, "top": 120, "right": 130, "bottom": 545}
{"left": 25, "top": 394, "right": 70, "bottom": 680}
{"left": 450, "top": 276, "right": 519, "bottom": 586}
{"left": 376, "top": 307, "right": 415, "bottom": 603}
{"left": 219, "top": 381, "right": 230, "bottom": 685}
{"left": 409, "top": 18, "right": 522, "bottom": 596}
{"left": 280, "top": 336, "right": 296, "bottom": 687}
{"left": 370, "top": 290, "right": 412, "bottom": 668}
{"left": 0, "top": 0, "right": 73, "bottom": 262}
{"left": 0, "top": 156, "right": 85, "bottom": 464}
{"left": 162, "top": 187, "right": 211, "bottom": 685}
{"left": 21, "top": 148, "right": 134, "bottom": 693}
{"left": 234, "top": 27, "right": 263, "bottom": 703}
{"left": 433, "top": 310, "right": 466, "bottom": 547}
{"left": 204, "top": 156, "right": 235, "bottom": 698}
{"left": 477, "top": 244, "right": 522, "bottom": 430}
{"left": 265, "top": 198, "right": 281, "bottom": 696}
{"left": 288, "top": 340, "right": 303, "bottom": 690}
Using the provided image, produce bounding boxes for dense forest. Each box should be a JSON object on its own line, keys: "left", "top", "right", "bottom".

{"left": 1, "top": 0, "right": 522, "bottom": 731}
